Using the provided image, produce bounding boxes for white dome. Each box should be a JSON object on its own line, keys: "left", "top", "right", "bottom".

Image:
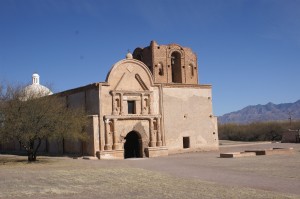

{"left": 21, "top": 73, "right": 53, "bottom": 101}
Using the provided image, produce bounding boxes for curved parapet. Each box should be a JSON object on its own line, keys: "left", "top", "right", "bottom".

{"left": 105, "top": 55, "right": 154, "bottom": 91}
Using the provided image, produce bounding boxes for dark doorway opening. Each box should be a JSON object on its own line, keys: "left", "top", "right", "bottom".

{"left": 183, "top": 137, "right": 190, "bottom": 148}
{"left": 124, "top": 131, "right": 141, "bottom": 158}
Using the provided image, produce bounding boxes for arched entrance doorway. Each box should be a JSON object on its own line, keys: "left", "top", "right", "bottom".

{"left": 124, "top": 131, "right": 142, "bottom": 158}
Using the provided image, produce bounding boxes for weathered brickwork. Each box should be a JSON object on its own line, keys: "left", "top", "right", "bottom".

{"left": 133, "top": 41, "right": 198, "bottom": 84}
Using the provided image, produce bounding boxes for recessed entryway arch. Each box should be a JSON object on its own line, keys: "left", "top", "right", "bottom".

{"left": 124, "top": 131, "right": 143, "bottom": 159}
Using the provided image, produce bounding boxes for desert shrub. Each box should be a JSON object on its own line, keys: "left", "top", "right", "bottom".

{"left": 218, "top": 120, "right": 300, "bottom": 141}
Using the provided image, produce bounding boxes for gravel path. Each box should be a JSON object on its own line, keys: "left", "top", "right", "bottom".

{"left": 1, "top": 142, "right": 299, "bottom": 198}
{"left": 114, "top": 142, "right": 300, "bottom": 195}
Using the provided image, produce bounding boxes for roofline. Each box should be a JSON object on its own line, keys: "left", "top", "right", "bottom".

{"left": 157, "top": 83, "right": 212, "bottom": 89}
{"left": 52, "top": 81, "right": 212, "bottom": 97}
{"left": 53, "top": 82, "right": 108, "bottom": 96}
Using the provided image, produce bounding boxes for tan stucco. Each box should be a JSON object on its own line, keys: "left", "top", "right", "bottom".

{"left": 162, "top": 87, "right": 218, "bottom": 153}
{"left": 1, "top": 41, "right": 218, "bottom": 159}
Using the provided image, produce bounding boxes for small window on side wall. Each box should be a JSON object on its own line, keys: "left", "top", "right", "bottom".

{"left": 183, "top": 137, "right": 190, "bottom": 149}
{"left": 127, "top": 101, "right": 135, "bottom": 114}
{"left": 189, "top": 64, "right": 194, "bottom": 78}
{"left": 158, "top": 62, "right": 164, "bottom": 76}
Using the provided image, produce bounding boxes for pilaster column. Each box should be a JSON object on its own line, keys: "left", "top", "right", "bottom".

{"left": 149, "top": 94, "right": 153, "bottom": 114}
{"left": 156, "top": 118, "right": 162, "bottom": 146}
{"left": 141, "top": 93, "right": 145, "bottom": 114}
{"left": 149, "top": 118, "right": 156, "bottom": 147}
{"left": 112, "top": 119, "right": 118, "bottom": 150}
{"left": 162, "top": 124, "right": 166, "bottom": 146}
{"left": 120, "top": 93, "right": 124, "bottom": 115}
{"left": 112, "top": 93, "right": 117, "bottom": 115}
{"left": 104, "top": 119, "right": 112, "bottom": 150}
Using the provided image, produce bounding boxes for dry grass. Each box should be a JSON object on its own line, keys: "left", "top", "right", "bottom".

{"left": 0, "top": 155, "right": 298, "bottom": 199}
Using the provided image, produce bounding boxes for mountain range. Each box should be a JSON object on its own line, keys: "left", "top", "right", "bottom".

{"left": 218, "top": 100, "right": 300, "bottom": 124}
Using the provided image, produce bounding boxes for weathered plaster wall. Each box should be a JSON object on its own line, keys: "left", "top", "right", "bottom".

{"left": 84, "top": 115, "right": 99, "bottom": 156}
{"left": 62, "top": 88, "right": 100, "bottom": 156}
{"left": 86, "top": 88, "right": 100, "bottom": 115}
{"left": 68, "top": 92, "right": 85, "bottom": 108}
{"left": 162, "top": 86, "right": 218, "bottom": 153}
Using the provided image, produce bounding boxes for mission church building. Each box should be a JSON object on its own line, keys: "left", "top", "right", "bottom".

{"left": 1, "top": 41, "right": 219, "bottom": 159}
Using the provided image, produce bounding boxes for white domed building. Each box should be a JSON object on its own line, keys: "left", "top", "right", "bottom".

{"left": 22, "top": 73, "right": 52, "bottom": 100}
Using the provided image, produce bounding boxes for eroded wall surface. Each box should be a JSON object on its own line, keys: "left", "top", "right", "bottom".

{"left": 162, "top": 86, "right": 218, "bottom": 153}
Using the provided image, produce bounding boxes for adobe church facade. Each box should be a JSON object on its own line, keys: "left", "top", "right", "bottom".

{"left": 0, "top": 41, "right": 218, "bottom": 159}
{"left": 55, "top": 41, "right": 218, "bottom": 159}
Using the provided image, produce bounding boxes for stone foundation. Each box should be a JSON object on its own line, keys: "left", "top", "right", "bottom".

{"left": 221, "top": 148, "right": 294, "bottom": 158}
{"left": 97, "top": 150, "right": 125, "bottom": 160}
{"left": 145, "top": 147, "right": 168, "bottom": 158}
{"left": 245, "top": 148, "right": 294, "bottom": 155}
{"left": 220, "top": 152, "right": 256, "bottom": 158}
{"left": 96, "top": 147, "right": 169, "bottom": 159}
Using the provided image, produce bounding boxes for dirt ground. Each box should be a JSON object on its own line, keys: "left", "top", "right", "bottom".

{"left": 0, "top": 141, "right": 299, "bottom": 199}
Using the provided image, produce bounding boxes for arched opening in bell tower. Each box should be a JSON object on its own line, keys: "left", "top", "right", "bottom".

{"left": 171, "top": 52, "right": 182, "bottom": 83}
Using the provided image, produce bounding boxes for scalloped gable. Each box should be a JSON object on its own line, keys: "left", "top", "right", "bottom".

{"left": 106, "top": 59, "right": 154, "bottom": 91}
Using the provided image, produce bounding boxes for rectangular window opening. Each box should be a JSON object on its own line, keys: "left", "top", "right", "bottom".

{"left": 183, "top": 137, "right": 190, "bottom": 149}
{"left": 127, "top": 101, "right": 135, "bottom": 114}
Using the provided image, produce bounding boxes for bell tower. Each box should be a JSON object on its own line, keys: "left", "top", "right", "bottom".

{"left": 133, "top": 41, "right": 198, "bottom": 84}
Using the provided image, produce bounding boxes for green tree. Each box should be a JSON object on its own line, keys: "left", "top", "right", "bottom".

{"left": 218, "top": 120, "right": 300, "bottom": 142}
{"left": 0, "top": 83, "right": 88, "bottom": 161}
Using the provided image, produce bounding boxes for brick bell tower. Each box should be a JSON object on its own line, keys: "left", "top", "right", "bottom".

{"left": 133, "top": 40, "right": 199, "bottom": 84}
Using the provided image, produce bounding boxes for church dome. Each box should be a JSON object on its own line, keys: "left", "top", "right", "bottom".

{"left": 22, "top": 73, "right": 53, "bottom": 100}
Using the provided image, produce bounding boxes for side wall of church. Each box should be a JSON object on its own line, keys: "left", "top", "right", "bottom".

{"left": 162, "top": 86, "right": 218, "bottom": 154}
{"left": 0, "top": 86, "right": 100, "bottom": 156}
{"left": 98, "top": 85, "right": 111, "bottom": 151}
{"left": 62, "top": 87, "right": 100, "bottom": 156}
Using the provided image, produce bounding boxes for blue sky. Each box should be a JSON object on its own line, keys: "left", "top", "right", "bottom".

{"left": 0, "top": 0, "right": 299, "bottom": 116}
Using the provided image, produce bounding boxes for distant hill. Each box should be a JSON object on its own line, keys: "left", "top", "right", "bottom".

{"left": 218, "top": 100, "right": 300, "bottom": 124}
